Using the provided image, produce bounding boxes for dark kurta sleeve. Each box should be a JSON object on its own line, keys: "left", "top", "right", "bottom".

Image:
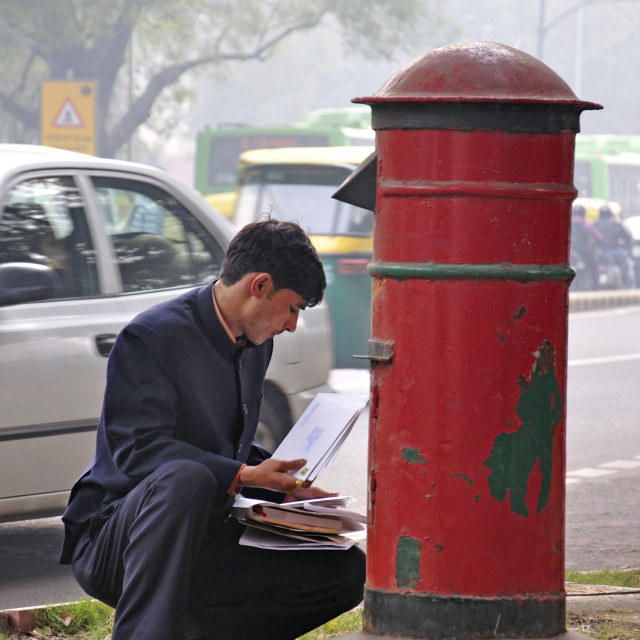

{"left": 102, "top": 322, "right": 245, "bottom": 497}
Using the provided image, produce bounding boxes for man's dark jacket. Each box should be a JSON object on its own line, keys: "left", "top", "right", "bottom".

{"left": 60, "top": 283, "right": 272, "bottom": 564}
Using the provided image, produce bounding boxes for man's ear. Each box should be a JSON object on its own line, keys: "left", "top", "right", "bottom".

{"left": 249, "top": 273, "right": 272, "bottom": 298}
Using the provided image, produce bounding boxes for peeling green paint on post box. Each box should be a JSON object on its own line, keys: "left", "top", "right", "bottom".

{"left": 485, "top": 340, "right": 563, "bottom": 517}
{"left": 401, "top": 447, "right": 427, "bottom": 464}
{"left": 396, "top": 536, "right": 422, "bottom": 589}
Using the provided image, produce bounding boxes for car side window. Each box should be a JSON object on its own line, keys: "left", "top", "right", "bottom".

{"left": 0, "top": 176, "right": 99, "bottom": 298}
{"left": 91, "top": 177, "right": 225, "bottom": 292}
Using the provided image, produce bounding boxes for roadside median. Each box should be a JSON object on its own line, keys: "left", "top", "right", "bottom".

{"left": 570, "top": 288, "right": 640, "bottom": 312}
{"left": 567, "top": 580, "right": 640, "bottom": 614}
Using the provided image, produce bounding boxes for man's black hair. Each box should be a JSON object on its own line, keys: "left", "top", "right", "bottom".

{"left": 220, "top": 219, "right": 326, "bottom": 307}
{"left": 572, "top": 204, "right": 586, "bottom": 219}
{"left": 599, "top": 205, "right": 614, "bottom": 220}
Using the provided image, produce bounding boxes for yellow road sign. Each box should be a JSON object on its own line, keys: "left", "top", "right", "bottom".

{"left": 41, "top": 81, "right": 96, "bottom": 155}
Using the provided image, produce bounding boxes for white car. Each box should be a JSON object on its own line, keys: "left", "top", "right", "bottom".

{"left": 0, "top": 144, "right": 335, "bottom": 522}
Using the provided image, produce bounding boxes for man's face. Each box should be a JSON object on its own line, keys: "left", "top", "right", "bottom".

{"left": 242, "top": 281, "right": 307, "bottom": 346}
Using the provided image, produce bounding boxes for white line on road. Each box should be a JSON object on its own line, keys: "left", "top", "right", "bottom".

{"left": 598, "top": 459, "right": 640, "bottom": 470}
{"left": 568, "top": 353, "right": 640, "bottom": 367}
{"left": 566, "top": 454, "right": 640, "bottom": 485}
{"left": 566, "top": 467, "right": 617, "bottom": 478}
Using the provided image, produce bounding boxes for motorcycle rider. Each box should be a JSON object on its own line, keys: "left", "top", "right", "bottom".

{"left": 594, "top": 204, "right": 636, "bottom": 288}
{"left": 571, "top": 203, "right": 604, "bottom": 288}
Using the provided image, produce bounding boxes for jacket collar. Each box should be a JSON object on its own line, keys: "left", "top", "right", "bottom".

{"left": 195, "top": 282, "right": 257, "bottom": 357}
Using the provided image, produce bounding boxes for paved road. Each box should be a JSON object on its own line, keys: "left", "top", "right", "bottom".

{"left": 0, "top": 517, "right": 76, "bottom": 609}
{"left": 566, "top": 469, "right": 640, "bottom": 571}
{"left": 565, "top": 304, "right": 640, "bottom": 570}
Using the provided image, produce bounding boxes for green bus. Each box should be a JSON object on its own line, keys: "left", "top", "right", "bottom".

{"left": 304, "top": 105, "right": 372, "bottom": 130}
{"left": 194, "top": 120, "right": 374, "bottom": 199}
{"left": 575, "top": 134, "right": 640, "bottom": 156}
{"left": 574, "top": 135, "right": 640, "bottom": 217}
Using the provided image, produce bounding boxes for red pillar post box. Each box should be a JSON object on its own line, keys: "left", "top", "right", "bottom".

{"left": 350, "top": 42, "right": 600, "bottom": 638}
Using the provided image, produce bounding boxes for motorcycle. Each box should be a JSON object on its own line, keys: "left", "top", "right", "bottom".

{"left": 570, "top": 246, "right": 623, "bottom": 291}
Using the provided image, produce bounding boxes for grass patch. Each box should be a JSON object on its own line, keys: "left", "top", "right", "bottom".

{"left": 568, "top": 611, "right": 640, "bottom": 639}
{"left": 0, "top": 601, "right": 361, "bottom": 640}
{"left": 298, "top": 608, "right": 362, "bottom": 639}
{"left": 565, "top": 569, "right": 640, "bottom": 639}
{"left": 565, "top": 568, "right": 640, "bottom": 589}
{"left": 33, "top": 599, "right": 113, "bottom": 639}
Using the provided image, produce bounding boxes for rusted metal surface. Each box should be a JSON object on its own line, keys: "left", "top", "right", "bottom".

{"left": 356, "top": 40, "right": 600, "bottom": 106}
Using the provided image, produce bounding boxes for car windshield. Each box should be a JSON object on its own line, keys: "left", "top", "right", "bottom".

{"left": 234, "top": 163, "right": 373, "bottom": 237}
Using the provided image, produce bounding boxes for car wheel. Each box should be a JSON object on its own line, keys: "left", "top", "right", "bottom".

{"left": 255, "top": 385, "right": 292, "bottom": 452}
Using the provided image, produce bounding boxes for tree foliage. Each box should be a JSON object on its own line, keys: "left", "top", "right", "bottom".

{"left": 0, "top": 0, "right": 445, "bottom": 157}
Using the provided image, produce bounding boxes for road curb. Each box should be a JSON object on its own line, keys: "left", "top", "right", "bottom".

{"left": 0, "top": 601, "right": 79, "bottom": 634}
{"left": 0, "top": 607, "right": 36, "bottom": 633}
{"left": 566, "top": 582, "right": 640, "bottom": 615}
{"left": 569, "top": 289, "right": 640, "bottom": 312}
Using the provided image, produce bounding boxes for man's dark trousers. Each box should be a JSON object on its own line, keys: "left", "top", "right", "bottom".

{"left": 71, "top": 460, "right": 366, "bottom": 640}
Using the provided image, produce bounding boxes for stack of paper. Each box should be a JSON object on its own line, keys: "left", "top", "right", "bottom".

{"left": 233, "top": 495, "right": 366, "bottom": 551}
{"left": 272, "top": 392, "right": 369, "bottom": 482}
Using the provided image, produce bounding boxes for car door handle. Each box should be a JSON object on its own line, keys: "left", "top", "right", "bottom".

{"left": 95, "top": 334, "right": 117, "bottom": 357}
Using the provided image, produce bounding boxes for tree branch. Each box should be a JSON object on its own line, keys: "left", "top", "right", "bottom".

{"left": 0, "top": 91, "right": 38, "bottom": 128}
{"left": 11, "top": 51, "right": 37, "bottom": 98}
{"left": 105, "top": 13, "right": 324, "bottom": 155}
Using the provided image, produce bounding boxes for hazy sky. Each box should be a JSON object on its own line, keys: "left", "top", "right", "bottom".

{"left": 159, "top": 0, "right": 637, "bottom": 183}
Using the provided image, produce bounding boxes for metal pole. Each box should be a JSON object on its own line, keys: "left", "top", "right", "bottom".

{"left": 127, "top": 32, "right": 134, "bottom": 161}
{"left": 574, "top": 7, "right": 584, "bottom": 95}
{"left": 538, "top": 0, "right": 640, "bottom": 64}
{"left": 537, "top": 0, "right": 546, "bottom": 59}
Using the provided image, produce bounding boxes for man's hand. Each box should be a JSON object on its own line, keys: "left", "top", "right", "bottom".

{"left": 238, "top": 457, "right": 310, "bottom": 493}
{"left": 239, "top": 458, "right": 339, "bottom": 499}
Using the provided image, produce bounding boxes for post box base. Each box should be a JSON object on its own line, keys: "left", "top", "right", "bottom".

{"left": 363, "top": 589, "right": 566, "bottom": 639}
{"left": 337, "top": 632, "right": 590, "bottom": 640}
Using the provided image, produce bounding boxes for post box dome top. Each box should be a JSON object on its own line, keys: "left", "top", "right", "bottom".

{"left": 354, "top": 41, "right": 601, "bottom": 109}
